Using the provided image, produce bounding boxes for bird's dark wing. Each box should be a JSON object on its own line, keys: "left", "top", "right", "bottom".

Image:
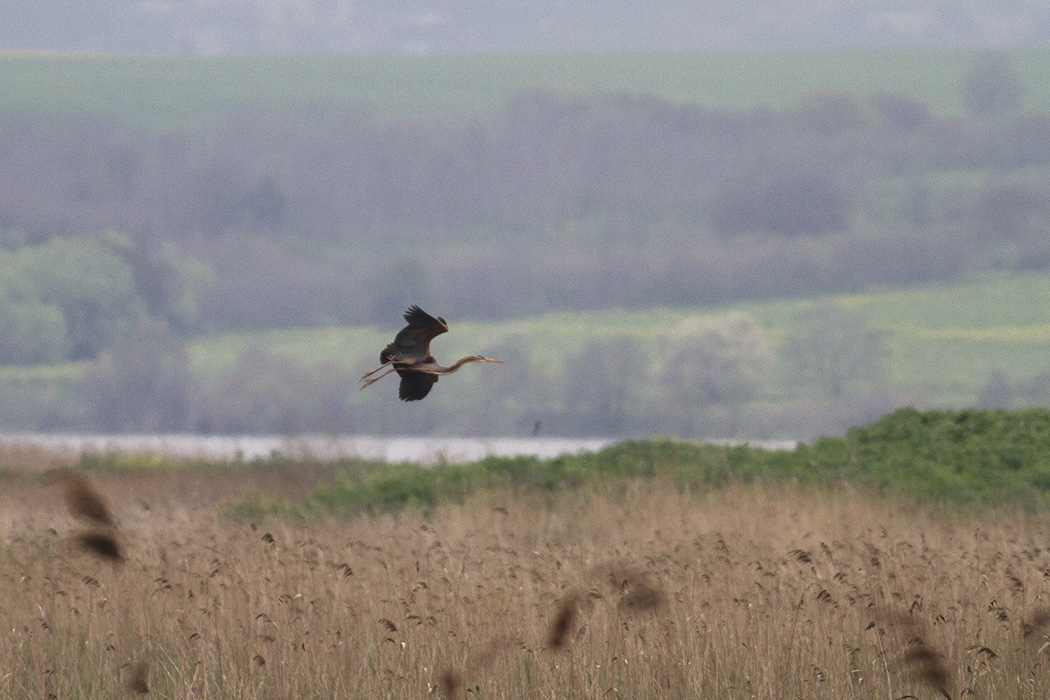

{"left": 382, "top": 305, "right": 449, "bottom": 363}
{"left": 400, "top": 305, "right": 448, "bottom": 345}
{"left": 397, "top": 370, "right": 438, "bottom": 401}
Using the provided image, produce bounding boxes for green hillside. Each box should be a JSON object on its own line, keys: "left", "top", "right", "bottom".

{"left": 739, "top": 272, "right": 1050, "bottom": 404}
{"left": 1, "top": 269, "right": 1047, "bottom": 435}
{"left": 3, "top": 48, "right": 1049, "bottom": 131}
{"left": 177, "top": 269, "right": 1050, "bottom": 406}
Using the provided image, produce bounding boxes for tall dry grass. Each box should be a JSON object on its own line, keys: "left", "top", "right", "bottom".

{"left": 4, "top": 470, "right": 1050, "bottom": 698}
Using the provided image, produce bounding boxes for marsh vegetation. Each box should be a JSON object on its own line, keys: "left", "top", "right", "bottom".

{"left": 5, "top": 465, "right": 1050, "bottom": 698}
{"left": 5, "top": 409, "right": 1050, "bottom": 698}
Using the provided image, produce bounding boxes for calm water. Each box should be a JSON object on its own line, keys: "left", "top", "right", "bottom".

{"left": 1, "top": 433, "right": 616, "bottom": 465}
{"left": 2, "top": 434, "right": 799, "bottom": 468}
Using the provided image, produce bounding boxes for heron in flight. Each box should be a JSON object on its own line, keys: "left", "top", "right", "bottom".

{"left": 360, "top": 305, "right": 502, "bottom": 401}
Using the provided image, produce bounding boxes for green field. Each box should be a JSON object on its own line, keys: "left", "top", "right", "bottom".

{"left": 3, "top": 268, "right": 1042, "bottom": 419}
{"left": 3, "top": 48, "right": 1049, "bottom": 131}
{"left": 168, "top": 269, "right": 1050, "bottom": 408}
{"left": 740, "top": 271, "right": 1050, "bottom": 404}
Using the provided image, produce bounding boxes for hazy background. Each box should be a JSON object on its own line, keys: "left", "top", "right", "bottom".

{"left": 3, "top": 0, "right": 1050, "bottom": 54}
{"left": 1, "top": 3, "right": 1049, "bottom": 441}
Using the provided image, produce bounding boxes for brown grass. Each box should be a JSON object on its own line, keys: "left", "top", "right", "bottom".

{"left": 4, "top": 470, "right": 1050, "bottom": 698}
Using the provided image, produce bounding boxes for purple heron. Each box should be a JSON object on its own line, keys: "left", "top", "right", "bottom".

{"left": 360, "top": 305, "right": 502, "bottom": 401}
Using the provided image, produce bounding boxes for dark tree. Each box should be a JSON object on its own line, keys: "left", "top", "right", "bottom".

{"left": 976, "top": 371, "right": 1015, "bottom": 409}
{"left": 560, "top": 337, "right": 644, "bottom": 435}
{"left": 962, "top": 53, "right": 1023, "bottom": 117}
{"left": 75, "top": 323, "right": 193, "bottom": 432}
{"left": 867, "top": 92, "right": 931, "bottom": 131}
{"left": 713, "top": 168, "right": 850, "bottom": 237}
{"left": 245, "top": 176, "right": 286, "bottom": 233}
{"left": 782, "top": 305, "right": 887, "bottom": 398}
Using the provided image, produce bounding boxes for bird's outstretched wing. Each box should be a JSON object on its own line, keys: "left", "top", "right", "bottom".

{"left": 397, "top": 371, "right": 438, "bottom": 401}
{"left": 380, "top": 305, "right": 449, "bottom": 364}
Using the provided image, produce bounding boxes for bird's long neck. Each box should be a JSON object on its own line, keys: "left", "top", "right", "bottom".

{"left": 436, "top": 356, "right": 485, "bottom": 375}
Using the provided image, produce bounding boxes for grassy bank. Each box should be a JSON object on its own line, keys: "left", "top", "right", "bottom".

{"left": 3, "top": 48, "right": 1050, "bottom": 130}
{"left": 303, "top": 408, "right": 1050, "bottom": 515}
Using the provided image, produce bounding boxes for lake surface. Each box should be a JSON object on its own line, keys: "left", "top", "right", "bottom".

{"left": 0, "top": 433, "right": 798, "bottom": 466}
{"left": 0, "top": 433, "right": 617, "bottom": 465}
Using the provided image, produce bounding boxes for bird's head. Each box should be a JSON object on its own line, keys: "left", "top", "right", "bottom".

{"left": 472, "top": 355, "right": 502, "bottom": 363}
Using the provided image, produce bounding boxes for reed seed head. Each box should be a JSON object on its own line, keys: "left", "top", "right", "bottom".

{"left": 73, "top": 529, "right": 124, "bottom": 564}
{"left": 548, "top": 591, "right": 581, "bottom": 650}
{"left": 62, "top": 472, "right": 115, "bottom": 528}
{"left": 125, "top": 658, "right": 149, "bottom": 695}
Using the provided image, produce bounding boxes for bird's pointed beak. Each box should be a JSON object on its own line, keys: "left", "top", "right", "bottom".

{"left": 483, "top": 358, "right": 503, "bottom": 363}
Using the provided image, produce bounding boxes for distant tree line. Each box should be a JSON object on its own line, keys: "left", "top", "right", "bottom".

{"left": 5, "top": 299, "right": 1050, "bottom": 439}
{"left": 0, "top": 61, "right": 1048, "bottom": 338}
{"left": 0, "top": 306, "right": 908, "bottom": 439}
{"left": 5, "top": 87, "right": 1047, "bottom": 249}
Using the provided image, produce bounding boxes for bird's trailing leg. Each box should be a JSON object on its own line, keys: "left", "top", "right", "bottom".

{"left": 362, "top": 355, "right": 424, "bottom": 380}
{"left": 360, "top": 367, "right": 396, "bottom": 390}
{"left": 361, "top": 360, "right": 395, "bottom": 380}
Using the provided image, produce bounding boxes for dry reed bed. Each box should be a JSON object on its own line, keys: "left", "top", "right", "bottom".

{"left": 3, "top": 473, "right": 1050, "bottom": 698}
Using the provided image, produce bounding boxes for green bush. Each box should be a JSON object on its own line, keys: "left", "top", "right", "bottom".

{"left": 12, "top": 235, "right": 146, "bottom": 360}
{"left": 0, "top": 296, "right": 69, "bottom": 364}
{"left": 303, "top": 408, "right": 1050, "bottom": 515}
